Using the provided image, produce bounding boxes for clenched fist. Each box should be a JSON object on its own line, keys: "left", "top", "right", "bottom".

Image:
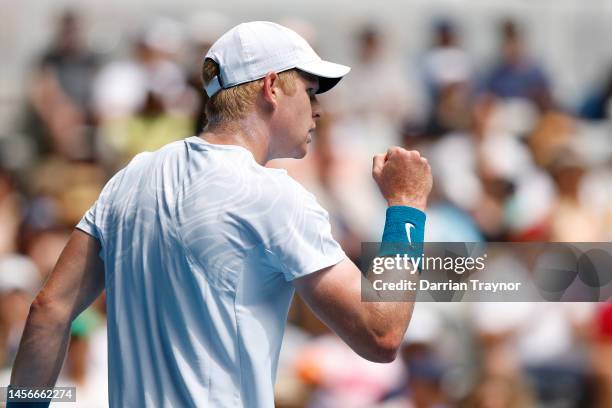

{"left": 372, "top": 147, "right": 433, "bottom": 211}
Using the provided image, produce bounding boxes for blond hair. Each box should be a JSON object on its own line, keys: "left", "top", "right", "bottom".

{"left": 201, "top": 58, "right": 300, "bottom": 127}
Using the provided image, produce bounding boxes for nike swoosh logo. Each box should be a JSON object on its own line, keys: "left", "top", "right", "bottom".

{"left": 405, "top": 223, "right": 415, "bottom": 244}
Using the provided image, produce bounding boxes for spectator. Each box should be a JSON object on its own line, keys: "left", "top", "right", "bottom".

{"left": 421, "top": 19, "right": 474, "bottom": 102}
{"left": 25, "top": 10, "right": 100, "bottom": 161}
{"left": 0, "top": 255, "right": 40, "bottom": 369}
{"left": 483, "top": 20, "right": 553, "bottom": 110}
{"left": 578, "top": 66, "right": 612, "bottom": 120}
{"left": 93, "top": 18, "right": 194, "bottom": 169}
{"left": 333, "top": 24, "right": 425, "bottom": 134}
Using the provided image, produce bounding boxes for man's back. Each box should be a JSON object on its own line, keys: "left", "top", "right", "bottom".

{"left": 77, "top": 136, "right": 345, "bottom": 407}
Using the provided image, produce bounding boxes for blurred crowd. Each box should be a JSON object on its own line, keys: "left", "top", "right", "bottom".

{"left": 1, "top": 9, "right": 611, "bottom": 408}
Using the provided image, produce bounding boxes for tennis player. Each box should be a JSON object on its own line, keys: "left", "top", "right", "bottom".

{"left": 9, "top": 21, "right": 432, "bottom": 407}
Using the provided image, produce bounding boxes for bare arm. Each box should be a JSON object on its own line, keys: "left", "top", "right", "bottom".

{"left": 294, "top": 258, "right": 416, "bottom": 363}
{"left": 294, "top": 147, "right": 432, "bottom": 363}
{"left": 10, "top": 229, "right": 105, "bottom": 387}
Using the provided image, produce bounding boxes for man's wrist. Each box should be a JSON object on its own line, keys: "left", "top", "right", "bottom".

{"left": 386, "top": 199, "right": 427, "bottom": 211}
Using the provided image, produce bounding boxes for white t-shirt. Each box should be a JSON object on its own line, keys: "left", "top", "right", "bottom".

{"left": 77, "top": 137, "right": 346, "bottom": 407}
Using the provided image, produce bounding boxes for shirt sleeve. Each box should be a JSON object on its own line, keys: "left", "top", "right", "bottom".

{"left": 260, "top": 177, "right": 346, "bottom": 281}
{"left": 76, "top": 200, "right": 101, "bottom": 239}
{"left": 75, "top": 168, "right": 124, "bottom": 241}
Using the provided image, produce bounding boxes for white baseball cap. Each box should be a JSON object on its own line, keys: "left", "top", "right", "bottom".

{"left": 204, "top": 21, "right": 350, "bottom": 97}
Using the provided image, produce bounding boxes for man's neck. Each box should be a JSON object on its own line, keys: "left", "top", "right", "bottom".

{"left": 200, "top": 117, "right": 270, "bottom": 165}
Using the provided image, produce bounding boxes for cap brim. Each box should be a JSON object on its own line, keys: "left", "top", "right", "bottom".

{"left": 296, "top": 59, "right": 351, "bottom": 94}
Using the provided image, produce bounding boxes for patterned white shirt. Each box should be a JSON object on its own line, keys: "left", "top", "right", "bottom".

{"left": 77, "top": 137, "right": 345, "bottom": 407}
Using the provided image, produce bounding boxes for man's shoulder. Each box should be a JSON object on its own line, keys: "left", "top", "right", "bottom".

{"left": 238, "top": 168, "right": 311, "bottom": 211}
{"left": 259, "top": 169, "right": 315, "bottom": 201}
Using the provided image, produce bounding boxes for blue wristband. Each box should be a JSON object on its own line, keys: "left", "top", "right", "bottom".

{"left": 379, "top": 206, "right": 426, "bottom": 257}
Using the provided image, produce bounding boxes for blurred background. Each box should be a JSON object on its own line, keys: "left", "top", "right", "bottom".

{"left": 1, "top": 0, "right": 612, "bottom": 407}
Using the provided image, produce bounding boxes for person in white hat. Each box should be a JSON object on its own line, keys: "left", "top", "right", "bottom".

{"left": 9, "top": 21, "right": 432, "bottom": 407}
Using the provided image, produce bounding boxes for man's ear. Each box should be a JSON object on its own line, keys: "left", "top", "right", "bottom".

{"left": 262, "top": 71, "right": 279, "bottom": 109}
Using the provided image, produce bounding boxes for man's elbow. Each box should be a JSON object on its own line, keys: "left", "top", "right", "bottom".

{"left": 29, "top": 293, "right": 72, "bottom": 327}
{"left": 361, "top": 331, "right": 403, "bottom": 363}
